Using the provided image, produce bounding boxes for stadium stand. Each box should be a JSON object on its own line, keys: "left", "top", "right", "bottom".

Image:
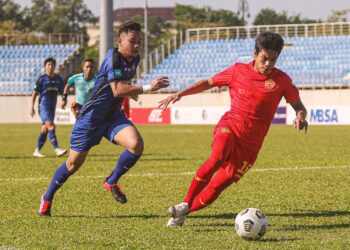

{"left": 137, "top": 35, "right": 350, "bottom": 91}
{"left": 0, "top": 44, "right": 80, "bottom": 94}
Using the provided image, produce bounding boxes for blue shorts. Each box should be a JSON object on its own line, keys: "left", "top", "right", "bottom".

{"left": 40, "top": 109, "right": 55, "bottom": 124}
{"left": 70, "top": 112, "right": 134, "bottom": 152}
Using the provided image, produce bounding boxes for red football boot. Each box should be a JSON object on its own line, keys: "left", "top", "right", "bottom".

{"left": 103, "top": 179, "right": 127, "bottom": 204}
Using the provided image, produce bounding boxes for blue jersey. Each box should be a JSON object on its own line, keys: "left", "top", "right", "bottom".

{"left": 70, "top": 48, "right": 139, "bottom": 152}
{"left": 34, "top": 74, "right": 64, "bottom": 112}
{"left": 80, "top": 48, "right": 140, "bottom": 121}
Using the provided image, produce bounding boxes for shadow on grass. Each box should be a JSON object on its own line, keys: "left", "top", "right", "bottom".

{"left": 188, "top": 220, "right": 301, "bottom": 242}
{"left": 282, "top": 223, "right": 350, "bottom": 231}
{"left": 88, "top": 157, "right": 192, "bottom": 163}
{"left": 269, "top": 210, "right": 350, "bottom": 231}
{"left": 53, "top": 214, "right": 161, "bottom": 219}
{"left": 257, "top": 237, "right": 300, "bottom": 242}
{"left": 268, "top": 210, "right": 350, "bottom": 218}
{"left": 88, "top": 153, "right": 172, "bottom": 157}
{"left": 87, "top": 152, "right": 193, "bottom": 162}
{"left": 1, "top": 155, "right": 57, "bottom": 159}
{"left": 190, "top": 212, "right": 237, "bottom": 220}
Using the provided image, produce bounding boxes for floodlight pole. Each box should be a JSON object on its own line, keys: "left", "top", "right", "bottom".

{"left": 238, "top": 0, "right": 250, "bottom": 26}
{"left": 144, "top": 0, "right": 148, "bottom": 73}
{"left": 100, "top": 0, "right": 114, "bottom": 66}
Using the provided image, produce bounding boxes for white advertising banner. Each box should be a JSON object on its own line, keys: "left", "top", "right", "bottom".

{"left": 171, "top": 107, "right": 229, "bottom": 124}
{"left": 54, "top": 109, "right": 76, "bottom": 124}
{"left": 287, "top": 106, "right": 350, "bottom": 125}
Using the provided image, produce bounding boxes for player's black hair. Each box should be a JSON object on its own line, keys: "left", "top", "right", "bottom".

{"left": 255, "top": 31, "right": 284, "bottom": 55}
{"left": 44, "top": 57, "right": 56, "bottom": 66}
{"left": 83, "top": 58, "right": 95, "bottom": 65}
{"left": 118, "top": 21, "right": 141, "bottom": 37}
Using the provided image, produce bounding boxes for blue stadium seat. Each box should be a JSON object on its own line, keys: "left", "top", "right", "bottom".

{"left": 0, "top": 44, "right": 80, "bottom": 94}
{"left": 137, "top": 35, "right": 350, "bottom": 91}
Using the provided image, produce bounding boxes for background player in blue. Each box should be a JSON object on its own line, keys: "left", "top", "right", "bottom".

{"left": 61, "top": 59, "right": 96, "bottom": 119}
{"left": 30, "top": 57, "right": 68, "bottom": 158}
{"left": 39, "top": 22, "right": 170, "bottom": 216}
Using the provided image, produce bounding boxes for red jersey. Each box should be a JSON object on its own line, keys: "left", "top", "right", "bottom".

{"left": 211, "top": 61, "right": 300, "bottom": 151}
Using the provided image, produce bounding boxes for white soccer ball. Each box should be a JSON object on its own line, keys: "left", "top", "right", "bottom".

{"left": 234, "top": 208, "right": 269, "bottom": 240}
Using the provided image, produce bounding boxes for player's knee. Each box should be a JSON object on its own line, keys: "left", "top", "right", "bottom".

{"left": 208, "top": 151, "right": 226, "bottom": 167}
{"left": 128, "top": 137, "right": 144, "bottom": 155}
{"left": 41, "top": 125, "right": 48, "bottom": 134}
{"left": 66, "top": 159, "right": 82, "bottom": 173}
{"left": 47, "top": 124, "right": 55, "bottom": 131}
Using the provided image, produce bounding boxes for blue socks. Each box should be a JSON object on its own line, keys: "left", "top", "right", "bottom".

{"left": 43, "top": 150, "right": 140, "bottom": 201}
{"left": 107, "top": 150, "right": 141, "bottom": 184}
{"left": 44, "top": 162, "right": 72, "bottom": 201}
{"left": 37, "top": 132, "right": 47, "bottom": 151}
{"left": 48, "top": 129, "right": 59, "bottom": 149}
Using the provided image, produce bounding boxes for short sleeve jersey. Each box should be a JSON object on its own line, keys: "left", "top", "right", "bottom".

{"left": 210, "top": 61, "right": 300, "bottom": 147}
{"left": 33, "top": 74, "right": 64, "bottom": 112}
{"left": 67, "top": 73, "right": 96, "bottom": 105}
{"left": 79, "top": 48, "right": 140, "bottom": 121}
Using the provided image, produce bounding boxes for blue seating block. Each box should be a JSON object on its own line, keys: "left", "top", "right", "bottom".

{"left": 137, "top": 35, "right": 350, "bottom": 91}
{"left": 0, "top": 44, "right": 80, "bottom": 94}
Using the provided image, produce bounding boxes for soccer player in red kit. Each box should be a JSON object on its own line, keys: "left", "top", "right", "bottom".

{"left": 158, "top": 31, "right": 308, "bottom": 227}
{"left": 121, "top": 96, "right": 130, "bottom": 118}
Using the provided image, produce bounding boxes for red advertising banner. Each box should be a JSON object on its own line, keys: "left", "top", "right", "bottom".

{"left": 130, "top": 108, "right": 171, "bottom": 124}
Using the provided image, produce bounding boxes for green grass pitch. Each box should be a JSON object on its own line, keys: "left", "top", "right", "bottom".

{"left": 0, "top": 124, "right": 349, "bottom": 249}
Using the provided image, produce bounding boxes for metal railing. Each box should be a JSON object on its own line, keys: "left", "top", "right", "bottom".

{"left": 138, "top": 22, "right": 350, "bottom": 80}
{"left": 0, "top": 33, "right": 85, "bottom": 47}
{"left": 136, "top": 30, "right": 185, "bottom": 79}
{"left": 186, "top": 22, "right": 350, "bottom": 41}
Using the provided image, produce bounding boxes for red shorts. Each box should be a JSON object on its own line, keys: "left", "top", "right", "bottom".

{"left": 213, "top": 121, "right": 260, "bottom": 183}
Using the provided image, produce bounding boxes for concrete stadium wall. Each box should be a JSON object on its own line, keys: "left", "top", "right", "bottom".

{"left": 130, "top": 89, "right": 350, "bottom": 108}
{"left": 0, "top": 89, "right": 349, "bottom": 123}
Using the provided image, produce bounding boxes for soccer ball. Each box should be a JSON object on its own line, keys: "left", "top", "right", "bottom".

{"left": 234, "top": 208, "right": 269, "bottom": 240}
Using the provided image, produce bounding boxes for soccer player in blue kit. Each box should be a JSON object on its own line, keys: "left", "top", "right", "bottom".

{"left": 30, "top": 57, "right": 68, "bottom": 158}
{"left": 39, "top": 22, "right": 170, "bottom": 216}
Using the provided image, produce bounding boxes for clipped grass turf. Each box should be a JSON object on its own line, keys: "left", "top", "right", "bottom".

{"left": 0, "top": 124, "right": 349, "bottom": 249}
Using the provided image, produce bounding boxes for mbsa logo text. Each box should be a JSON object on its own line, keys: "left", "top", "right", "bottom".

{"left": 310, "top": 109, "right": 338, "bottom": 123}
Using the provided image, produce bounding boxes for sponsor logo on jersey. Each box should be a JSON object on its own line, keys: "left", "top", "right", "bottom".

{"left": 47, "top": 86, "right": 58, "bottom": 91}
{"left": 264, "top": 79, "right": 276, "bottom": 89}
{"left": 221, "top": 127, "right": 231, "bottom": 133}
{"left": 114, "top": 69, "right": 122, "bottom": 77}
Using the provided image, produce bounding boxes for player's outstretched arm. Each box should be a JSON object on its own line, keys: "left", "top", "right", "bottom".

{"left": 110, "top": 76, "right": 169, "bottom": 98}
{"left": 158, "top": 79, "right": 213, "bottom": 110}
{"left": 290, "top": 100, "right": 308, "bottom": 133}
{"left": 29, "top": 91, "right": 38, "bottom": 117}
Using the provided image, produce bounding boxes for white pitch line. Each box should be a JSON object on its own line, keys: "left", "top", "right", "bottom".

{"left": 252, "top": 165, "right": 350, "bottom": 172}
{"left": 0, "top": 165, "right": 349, "bottom": 182}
